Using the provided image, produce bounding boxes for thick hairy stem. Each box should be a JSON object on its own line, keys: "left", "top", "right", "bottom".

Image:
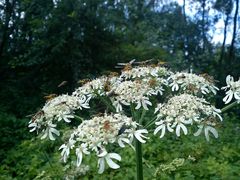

{"left": 221, "top": 101, "right": 239, "bottom": 113}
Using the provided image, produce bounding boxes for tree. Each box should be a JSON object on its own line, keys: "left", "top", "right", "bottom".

{"left": 228, "top": 0, "right": 239, "bottom": 63}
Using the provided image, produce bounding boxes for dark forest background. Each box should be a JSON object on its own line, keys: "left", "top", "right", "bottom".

{"left": 0, "top": 0, "right": 239, "bottom": 179}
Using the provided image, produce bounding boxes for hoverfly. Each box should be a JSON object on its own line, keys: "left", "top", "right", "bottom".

{"left": 115, "top": 59, "right": 136, "bottom": 71}
{"left": 77, "top": 78, "right": 91, "bottom": 85}
{"left": 200, "top": 73, "right": 215, "bottom": 83}
{"left": 30, "top": 110, "right": 44, "bottom": 122}
{"left": 44, "top": 94, "right": 57, "bottom": 101}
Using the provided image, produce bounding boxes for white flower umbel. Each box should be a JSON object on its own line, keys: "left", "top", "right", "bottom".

{"left": 110, "top": 77, "right": 167, "bottom": 112}
{"left": 168, "top": 72, "right": 219, "bottom": 95}
{"left": 72, "top": 76, "right": 121, "bottom": 99}
{"left": 111, "top": 80, "right": 152, "bottom": 111}
{"left": 28, "top": 94, "right": 90, "bottom": 140}
{"left": 60, "top": 113, "right": 148, "bottom": 173}
{"left": 154, "top": 94, "right": 222, "bottom": 140}
{"left": 120, "top": 65, "right": 171, "bottom": 80}
{"left": 222, "top": 75, "right": 240, "bottom": 104}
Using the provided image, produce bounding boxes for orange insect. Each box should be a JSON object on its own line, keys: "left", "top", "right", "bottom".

{"left": 103, "top": 120, "right": 111, "bottom": 131}
{"left": 44, "top": 94, "right": 57, "bottom": 101}
{"left": 78, "top": 78, "right": 91, "bottom": 85}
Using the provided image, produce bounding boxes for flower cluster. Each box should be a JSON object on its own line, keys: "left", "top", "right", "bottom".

{"left": 28, "top": 63, "right": 232, "bottom": 175}
{"left": 222, "top": 75, "right": 240, "bottom": 104}
{"left": 120, "top": 65, "right": 171, "bottom": 80}
{"left": 154, "top": 94, "right": 222, "bottom": 141}
{"left": 110, "top": 79, "right": 160, "bottom": 112}
{"left": 28, "top": 94, "right": 90, "bottom": 140}
{"left": 168, "top": 72, "right": 218, "bottom": 95}
{"left": 72, "top": 75, "right": 121, "bottom": 98}
{"left": 59, "top": 113, "right": 148, "bottom": 173}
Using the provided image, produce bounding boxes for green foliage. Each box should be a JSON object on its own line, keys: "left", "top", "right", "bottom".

{"left": 1, "top": 115, "right": 239, "bottom": 179}
{"left": 0, "top": 112, "right": 29, "bottom": 162}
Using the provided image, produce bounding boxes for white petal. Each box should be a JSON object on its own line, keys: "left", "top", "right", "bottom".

{"left": 214, "top": 112, "right": 223, "bottom": 121}
{"left": 41, "top": 130, "right": 48, "bottom": 139}
{"left": 167, "top": 123, "right": 174, "bottom": 132}
{"left": 118, "top": 138, "right": 130, "bottom": 148}
{"left": 49, "top": 128, "right": 60, "bottom": 140}
{"left": 234, "top": 92, "right": 240, "bottom": 100}
{"left": 205, "top": 126, "right": 218, "bottom": 141}
{"left": 98, "top": 150, "right": 108, "bottom": 157}
{"left": 106, "top": 156, "right": 120, "bottom": 169}
{"left": 49, "top": 131, "right": 56, "bottom": 141}
{"left": 142, "top": 101, "right": 149, "bottom": 110}
{"left": 176, "top": 125, "right": 181, "bottom": 137}
{"left": 109, "top": 153, "right": 121, "bottom": 161}
{"left": 159, "top": 125, "right": 166, "bottom": 138}
{"left": 135, "top": 101, "right": 142, "bottom": 110}
{"left": 204, "top": 127, "right": 210, "bottom": 141}
{"left": 63, "top": 116, "right": 71, "bottom": 123}
{"left": 179, "top": 123, "right": 188, "bottom": 135}
{"left": 134, "top": 129, "right": 148, "bottom": 143}
{"left": 98, "top": 158, "right": 105, "bottom": 174}
{"left": 154, "top": 125, "right": 163, "bottom": 135}
{"left": 76, "top": 149, "right": 83, "bottom": 167}
{"left": 194, "top": 125, "right": 203, "bottom": 136}
{"left": 172, "top": 84, "right": 179, "bottom": 91}
{"left": 223, "top": 92, "right": 233, "bottom": 104}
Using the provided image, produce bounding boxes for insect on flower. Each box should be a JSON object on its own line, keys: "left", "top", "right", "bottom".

{"left": 103, "top": 120, "right": 111, "bottom": 131}
{"left": 44, "top": 94, "right": 58, "bottom": 101}
{"left": 103, "top": 79, "right": 111, "bottom": 92}
{"left": 176, "top": 74, "right": 186, "bottom": 80}
{"left": 115, "top": 59, "right": 135, "bottom": 71}
{"left": 77, "top": 78, "right": 91, "bottom": 85}
{"left": 30, "top": 110, "right": 44, "bottom": 122}
{"left": 200, "top": 73, "right": 215, "bottom": 83}
{"left": 148, "top": 78, "right": 157, "bottom": 87}
{"left": 187, "top": 84, "right": 198, "bottom": 92}
{"left": 117, "top": 125, "right": 127, "bottom": 136}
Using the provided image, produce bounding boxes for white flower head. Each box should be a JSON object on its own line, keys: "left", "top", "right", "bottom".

{"left": 154, "top": 94, "right": 222, "bottom": 139}
{"left": 222, "top": 75, "right": 240, "bottom": 104}
{"left": 168, "top": 72, "right": 218, "bottom": 95}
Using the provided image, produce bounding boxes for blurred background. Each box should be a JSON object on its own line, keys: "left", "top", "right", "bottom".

{"left": 0, "top": 0, "right": 239, "bottom": 179}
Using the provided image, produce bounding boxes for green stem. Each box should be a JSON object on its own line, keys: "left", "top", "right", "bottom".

{"left": 130, "top": 104, "right": 143, "bottom": 180}
{"left": 135, "top": 139, "right": 143, "bottom": 180}
{"left": 139, "top": 109, "right": 146, "bottom": 125}
{"left": 74, "top": 115, "right": 84, "bottom": 122}
{"left": 144, "top": 116, "right": 157, "bottom": 129}
{"left": 221, "top": 101, "right": 239, "bottom": 113}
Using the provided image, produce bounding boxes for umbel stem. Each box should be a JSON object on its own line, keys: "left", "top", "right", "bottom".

{"left": 131, "top": 105, "right": 144, "bottom": 180}
{"left": 221, "top": 101, "right": 239, "bottom": 113}
{"left": 135, "top": 140, "right": 143, "bottom": 180}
